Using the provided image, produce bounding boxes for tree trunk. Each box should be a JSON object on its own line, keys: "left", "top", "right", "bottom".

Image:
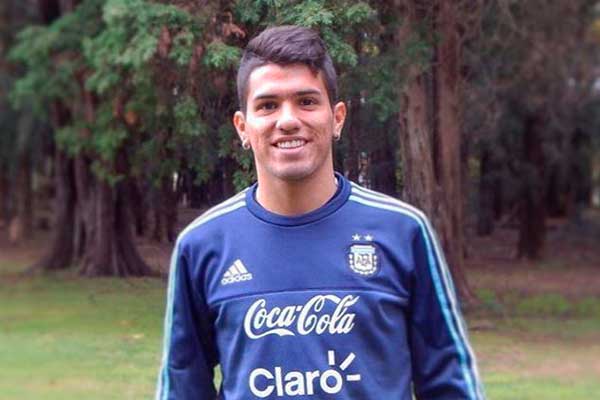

{"left": 433, "top": 0, "right": 471, "bottom": 300}
{"left": 371, "top": 121, "right": 398, "bottom": 196}
{"left": 150, "top": 175, "right": 178, "bottom": 243}
{"left": 24, "top": 0, "right": 74, "bottom": 271}
{"left": 161, "top": 175, "right": 177, "bottom": 243}
{"left": 189, "top": 169, "right": 206, "bottom": 208}
{"left": 517, "top": 113, "right": 546, "bottom": 259}
{"left": 221, "top": 157, "right": 237, "bottom": 198}
{"left": 78, "top": 155, "right": 156, "bottom": 277}
{"left": 31, "top": 109, "right": 155, "bottom": 276}
{"left": 477, "top": 144, "right": 494, "bottom": 235}
{"left": 565, "top": 128, "right": 592, "bottom": 220}
{"left": 9, "top": 154, "right": 32, "bottom": 244}
{"left": 397, "top": 0, "right": 473, "bottom": 302}
{"left": 74, "top": 84, "right": 155, "bottom": 276}
{"left": 129, "top": 177, "right": 147, "bottom": 237}
{"left": 207, "top": 170, "right": 224, "bottom": 205}
{"left": 0, "top": 165, "right": 8, "bottom": 228}
{"left": 79, "top": 179, "right": 151, "bottom": 276}
{"left": 29, "top": 148, "right": 76, "bottom": 271}
{"left": 545, "top": 165, "right": 564, "bottom": 217}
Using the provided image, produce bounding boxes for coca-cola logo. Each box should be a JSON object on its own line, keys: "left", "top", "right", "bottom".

{"left": 243, "top": 294, "right": 359, "bottom": 339}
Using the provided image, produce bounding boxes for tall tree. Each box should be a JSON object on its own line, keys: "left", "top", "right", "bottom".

{"left": 395, "top": 0, "right": 478, "bottom": 301}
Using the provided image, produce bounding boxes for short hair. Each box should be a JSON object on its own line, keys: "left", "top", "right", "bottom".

{"left": 236, "top": 25, "right": 338, "bottom": 113}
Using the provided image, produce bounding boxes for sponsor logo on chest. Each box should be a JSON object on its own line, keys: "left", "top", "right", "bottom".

{"left": 249, "top": 350, "right": 361, "bottom": 397}
{"left": 243, "top": 295, "right": 359, "bottom": 339}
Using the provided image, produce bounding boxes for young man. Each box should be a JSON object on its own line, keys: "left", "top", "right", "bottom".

{"left": 156, "top": 25, "right": 485, "bottom": 399}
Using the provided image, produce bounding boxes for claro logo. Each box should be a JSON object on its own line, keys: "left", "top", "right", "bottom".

{"left": 249, "top": 350, "right": 361, "bottom": 398}
{"left": 243, "top": 295, "right": 359, "bottom": 339}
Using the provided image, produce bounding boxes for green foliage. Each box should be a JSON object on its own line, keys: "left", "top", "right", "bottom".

{"left": 173, "top": 96, "right": 206, "bottom": 137}
{"left": 217, "top": 123, "right": 237, "bottom": 158}
{"left": 170, "top": 29, "right": 195, "bottom": 66}
{"left": 363, "top": 53, "right": 399, "bottom": 122}
{"left": 91, "top": 159, "right": 125, "bottom": 186}
{"left": 9, "top": 0, "right": 105, "bottom": 112}
{"left": 55, "top": 125, "right": 85, "bottom": 156}
{"left": 221, "top": 123, "right": 255, "bottom": 190}
{"left": 279, "top": 0, "right": 335, "bottom": 27}
{"left": 117, "top": 30, "right": 159, "bottom": 68}
{"left": 341, "top": 2, "right": 373, "bottom": 26}
{"left": 203, "top": 41, "right": 241, "bottom": 70}
{"left": 9, "top": 0, "right": 214, "bottom": 185}
{"left": 233, "top": 158, "right": 255, "bottom": 191}
{"left": 8, "top": 0, "right": 399, "bottom": 199}
{"left": 321, "top": 28, "right": 357, "bottom": 67}
{"left": 233, "top": 0, "right": 377, "bottom": 68}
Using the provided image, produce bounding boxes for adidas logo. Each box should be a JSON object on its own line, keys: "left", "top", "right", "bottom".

{"left": 221, "top": 259, "right": 253, "bottom": 285}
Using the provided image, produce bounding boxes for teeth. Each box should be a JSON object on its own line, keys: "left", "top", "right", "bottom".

{"left": 277, "top": 140, "right": 305, "bottom": 149}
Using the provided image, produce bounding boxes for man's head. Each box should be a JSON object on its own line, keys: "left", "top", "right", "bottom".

{"left": 236, "top": 25, "right": 337, "bottom": 113}
{"left": 233, "top": 25, "right": 346, "bottom": 186}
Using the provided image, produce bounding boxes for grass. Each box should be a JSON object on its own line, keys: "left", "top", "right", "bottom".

{"left": 472, "top": 317, "right": 600, "bottom": 399}
{"left": 0, "top": 273, "right": 165, "bottom": 400}
{"left": 470, "top": 286, "right": 600, "bottom": 400}
{"left": 1, "top": 270, "right": 599, "bottom": 399}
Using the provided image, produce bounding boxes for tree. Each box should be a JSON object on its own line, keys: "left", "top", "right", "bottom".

{"left": 9, "top": 0, "right": 377, "bottom": 275}
{"left": 465, "top": 0, "right": 600, "bottom": 259}
{"left": 395, "top": 0, "right": 480, "bottom": 301}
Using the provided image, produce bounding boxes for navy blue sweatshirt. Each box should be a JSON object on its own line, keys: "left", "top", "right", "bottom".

{"left": 155, "top": 174, "right": 485, "bottom": 399}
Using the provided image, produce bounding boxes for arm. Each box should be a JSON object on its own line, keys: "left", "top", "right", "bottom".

{"left": 155, "top": 240, "right": 218, "bottom": 400}
{"left": 409, "top": 218, "right": 485, "bottom": 400}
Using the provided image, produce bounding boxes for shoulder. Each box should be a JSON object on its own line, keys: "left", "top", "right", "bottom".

{"left": 176, "top": 188, "right": 249, "bottom": 249}
{"left": 346, "top": 181, "right": 430, "bottom": 233}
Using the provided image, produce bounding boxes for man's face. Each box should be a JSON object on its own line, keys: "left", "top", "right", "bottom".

{"left": 233, "top": 63, "right": 346, "bottom": 184}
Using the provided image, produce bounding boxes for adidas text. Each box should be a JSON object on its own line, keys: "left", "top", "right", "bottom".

{"left": 221, "top": 259, "right": 253, "bottom": 285}
{"left": 222, "top": 273, "right": 253, "bottom": 285}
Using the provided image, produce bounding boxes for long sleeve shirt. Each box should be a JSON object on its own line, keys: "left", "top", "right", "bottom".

{"left": 155, "top": 173, "right": 485, "bottom": 399}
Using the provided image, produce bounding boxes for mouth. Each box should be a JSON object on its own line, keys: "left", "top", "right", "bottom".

{"left": 273, "top": 139, "right": 307, "bottom": 150}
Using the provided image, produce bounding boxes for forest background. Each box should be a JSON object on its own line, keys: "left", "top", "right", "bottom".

{"left": 1, "top": 0, "right": 599, "bottom": 399}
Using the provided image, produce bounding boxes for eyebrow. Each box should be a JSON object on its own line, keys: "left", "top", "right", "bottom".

{"left": 252, "top": 89, "right": 322, "bottom": 101}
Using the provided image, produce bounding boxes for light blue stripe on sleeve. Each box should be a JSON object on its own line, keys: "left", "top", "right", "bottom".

{"left": 349, "top": 185, "right": 484, "bottom": 399}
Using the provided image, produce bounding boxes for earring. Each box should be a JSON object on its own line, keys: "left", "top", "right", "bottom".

{"left": 242, "top": 138, "right": 251, "bottom": 150}
{"left": 333, "top": 132, "right": 341, "bottom": 142}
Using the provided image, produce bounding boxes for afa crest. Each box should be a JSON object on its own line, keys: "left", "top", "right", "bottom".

{"left": 348, "top": 244, "right": 378, "bottom": 276}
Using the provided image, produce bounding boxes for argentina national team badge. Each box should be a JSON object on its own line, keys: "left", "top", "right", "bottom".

{"left": 348, "top": 234, "right": 379, "bottom": 276}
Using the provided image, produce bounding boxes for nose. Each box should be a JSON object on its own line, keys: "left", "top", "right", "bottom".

{"left": 275, "top": 102, "right": 300, "bottom": 133}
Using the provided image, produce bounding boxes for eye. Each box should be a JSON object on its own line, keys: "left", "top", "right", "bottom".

{"left": 257, "top": 101, "right": 277, "bottom": 111}
{"left": 299, "top": 97, "right": 318, "bottom": 107}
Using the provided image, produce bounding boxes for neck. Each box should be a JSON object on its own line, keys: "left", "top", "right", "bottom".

{"left": 256, "top": 168, "right": 338, "bottom": 216}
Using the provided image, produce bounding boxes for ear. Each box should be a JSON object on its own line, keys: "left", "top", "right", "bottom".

{"left": 333, "top": 101, "right": 347, "bottom": 138}
{"left": 233, "top": 110, "right": 247, "bottom": 143}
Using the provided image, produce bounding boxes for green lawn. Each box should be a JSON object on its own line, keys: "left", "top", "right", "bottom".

{"left": 1, "top": 270, "right": 599, "bottom": 399}
{"left": 0, "top": 273, "right": 164, "bottom": 400}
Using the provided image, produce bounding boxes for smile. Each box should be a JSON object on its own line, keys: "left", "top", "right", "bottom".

{"left": 276, "top": 139, "right": 306, "bottom": 149}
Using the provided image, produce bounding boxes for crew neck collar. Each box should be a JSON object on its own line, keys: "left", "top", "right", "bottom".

{"left": 245, "top": 172, "right": 350, "bottom": 226}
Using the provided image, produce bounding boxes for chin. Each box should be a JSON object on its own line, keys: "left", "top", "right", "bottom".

{"left": 269, "top": 164, "right": 318, "bottom": 182}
